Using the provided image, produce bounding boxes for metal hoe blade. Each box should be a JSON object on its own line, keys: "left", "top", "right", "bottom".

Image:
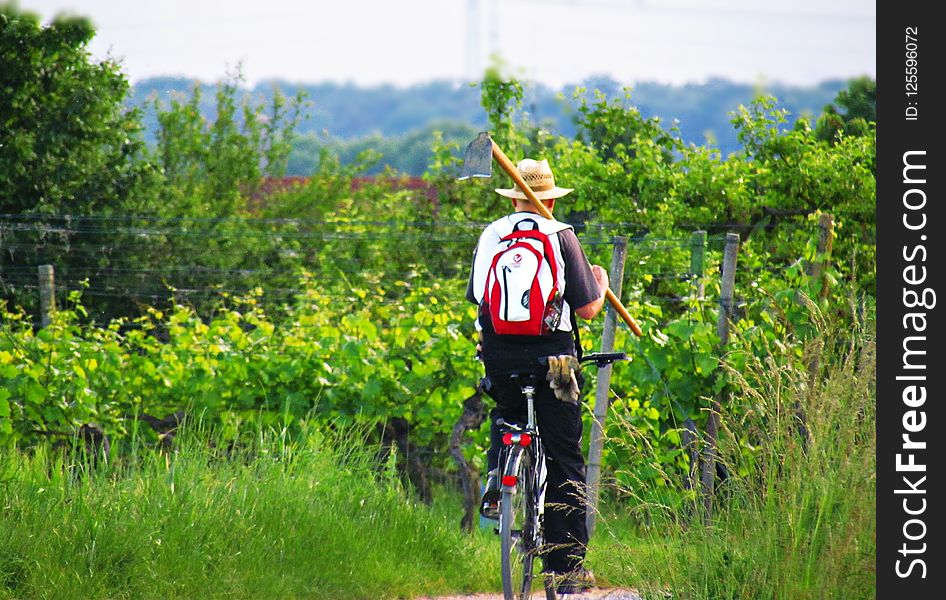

{"left": 458, "top": 132, "right": 494, "bottom": 180}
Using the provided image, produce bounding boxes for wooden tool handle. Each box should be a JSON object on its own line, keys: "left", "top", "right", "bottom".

{"left": 491, "top": 142, "right": 643, "bottom": 337}
{"left": 606, "top": 287, "right": 643, "bottom": 337}
{"left": 491, "top": 144, "right": 555, "bottom": 221}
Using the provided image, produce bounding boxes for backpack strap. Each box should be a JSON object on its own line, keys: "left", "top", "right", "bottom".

{"left": 512, "top": 218, "right": 539, "bottom": 232}
{"left": 502, "top": 214, "right": 573, "bottom": 237}
{"left": 571, "top": 306, "right": 582, "bottom": 361}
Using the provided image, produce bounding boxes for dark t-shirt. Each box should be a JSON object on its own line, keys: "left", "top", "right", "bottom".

{"left": 466, "top": 218, "right": 601, "bottom": 375}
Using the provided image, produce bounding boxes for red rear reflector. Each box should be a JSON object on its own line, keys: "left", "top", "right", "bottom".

{"left": 501, "top": 475, "right": 518, "bottom": 487}
{"left": 502, "top": 433, "right": 515, "bottom": 445}
{"left": 519, "top": 434, "right": 532, "bottom": 447}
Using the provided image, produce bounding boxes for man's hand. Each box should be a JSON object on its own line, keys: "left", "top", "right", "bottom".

{"left": 591, "top": 264, "right": 609, "bottom": 297}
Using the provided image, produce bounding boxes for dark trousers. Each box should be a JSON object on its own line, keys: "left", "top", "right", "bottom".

{"left": 484, "top": 372, "right": 588, "bottom": 574}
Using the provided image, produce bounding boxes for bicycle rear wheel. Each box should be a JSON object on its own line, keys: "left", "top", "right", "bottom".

{"left": 500, "top": 447, "right": 535, "bottom": 600}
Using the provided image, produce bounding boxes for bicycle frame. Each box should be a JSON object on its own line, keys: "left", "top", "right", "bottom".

{"left": 499, "top": 382, "right": 548, "bottom": 539}
{"left": 497, "top": 380, "right": 547, "bottom": 600}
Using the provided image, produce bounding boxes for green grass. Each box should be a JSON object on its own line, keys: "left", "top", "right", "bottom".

{"left": 0, "top": 427, "right": 498, "bottom": 599}
{"left": 585, "top": 330, "right": 876, "bottom": 599}
{"left": 1, "top": 327, "right": 876, "bottom": 600}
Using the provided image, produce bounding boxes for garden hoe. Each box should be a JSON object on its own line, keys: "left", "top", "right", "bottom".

{"left": 459, "top": 132, "right": 643, "bottom": 337}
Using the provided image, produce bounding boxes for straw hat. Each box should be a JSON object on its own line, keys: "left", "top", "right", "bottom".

{"left": 495, "top": 159, "right": 573, "bottom": 200}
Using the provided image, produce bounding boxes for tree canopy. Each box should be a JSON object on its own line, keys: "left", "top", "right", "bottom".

{"left": 1, "top": 5, "right": 154, "bottom": 215}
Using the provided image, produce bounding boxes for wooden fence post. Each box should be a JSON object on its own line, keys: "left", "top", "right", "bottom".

{"left": 585, "top": 235, "right": 628, "bottom": 538}
{"left": 701, "top": 232, "right": 739, "bottom": 525}
{"left": 682, "top": 230, "right": 707, "bottom": 506}
{"left": 38, "top": 264, "right": 56, "bottom": 328}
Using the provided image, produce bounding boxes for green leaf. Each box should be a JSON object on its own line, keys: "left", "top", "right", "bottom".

{"left": 695, "top": 354, "right": 719, "bottom": 375}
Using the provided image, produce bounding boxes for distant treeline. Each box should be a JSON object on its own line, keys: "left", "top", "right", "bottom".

{"left": 130, "top": 75, "right": 850, "bottom": 176}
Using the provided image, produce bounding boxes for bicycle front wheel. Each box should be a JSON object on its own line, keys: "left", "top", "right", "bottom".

{"left": 500, "top": 447, "right": 535, "bottom": 600}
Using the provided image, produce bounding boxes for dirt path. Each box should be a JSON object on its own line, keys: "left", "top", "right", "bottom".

{"left": 420, "top": 588, "right": 643, "bottom": 600}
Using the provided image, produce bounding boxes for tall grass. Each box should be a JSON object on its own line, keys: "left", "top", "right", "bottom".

{"left": 586, "top": 320, "right": 876, "bottom": 599}
{"left": 1, "top": 321, "right": 876, "bottom": 599}
{"left": 0, "top": 425, "right": 496, "bottom": 599}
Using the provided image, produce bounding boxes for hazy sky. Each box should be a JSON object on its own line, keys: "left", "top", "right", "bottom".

{"left": 16, "top": 0, "right": 876, "bottom": 88}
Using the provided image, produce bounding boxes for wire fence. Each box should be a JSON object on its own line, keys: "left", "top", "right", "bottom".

{"left": 1, "top": 214, "right": 818, "bottom": 326}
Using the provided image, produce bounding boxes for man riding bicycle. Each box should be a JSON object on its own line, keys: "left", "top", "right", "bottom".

{"left": 466, "top": 158, "right": 608, "bottom": 595}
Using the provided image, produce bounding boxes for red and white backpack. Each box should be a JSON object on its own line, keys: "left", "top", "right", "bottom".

{"left": 481, "top": 217, "right": 569, "bottom": 336}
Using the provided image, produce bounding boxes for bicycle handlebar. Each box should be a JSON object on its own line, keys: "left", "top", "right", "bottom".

{"left": 493, "top": 353, "right": 628, "bottom": 428}
{"left": 579, "top": 352, "right": 629, "bottom": 368}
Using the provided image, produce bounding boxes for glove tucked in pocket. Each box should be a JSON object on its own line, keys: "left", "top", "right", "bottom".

{"left": 546, "top": 355, "right": 581, "bottom": 404}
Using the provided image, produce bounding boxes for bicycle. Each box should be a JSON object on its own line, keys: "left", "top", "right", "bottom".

{"left": 494, "top": 351, "right": 629, "bottom": 600}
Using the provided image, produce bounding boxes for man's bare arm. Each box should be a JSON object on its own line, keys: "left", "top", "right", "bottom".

{"left": 575, "top": 265, "right": 609, "bottom": 320}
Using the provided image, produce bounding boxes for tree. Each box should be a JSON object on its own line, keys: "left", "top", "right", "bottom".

{"left": 1, "top": 5, "right": 155, "bottom": 215}
{"left": 815, "top": 76, "right": 876, "bottom": 143}
{"left": 151, "top": 72, "right": 308, "bottom": 217}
